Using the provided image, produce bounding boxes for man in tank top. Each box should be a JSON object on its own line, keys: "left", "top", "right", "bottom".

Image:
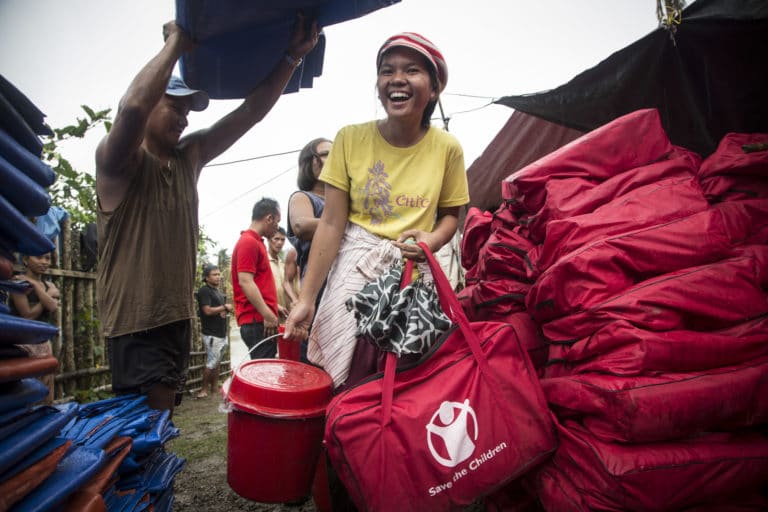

{"left": 95, "top": 17, "right": 319, "bottom": 413}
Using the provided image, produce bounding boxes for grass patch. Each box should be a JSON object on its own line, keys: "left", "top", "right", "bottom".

{"left": 168, "top": 399, "right": 229, "bottom": 463}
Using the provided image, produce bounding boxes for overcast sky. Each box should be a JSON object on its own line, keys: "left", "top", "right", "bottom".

{"left": 0, "top": 1, "right": 664, "bottom": 256}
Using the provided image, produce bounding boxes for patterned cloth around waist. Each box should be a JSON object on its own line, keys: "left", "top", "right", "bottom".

{"left": 308, "top": 223, "right": 430, "bottom": 387}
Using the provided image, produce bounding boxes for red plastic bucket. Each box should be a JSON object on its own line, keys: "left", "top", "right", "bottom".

{"left": 277, "top": 327, "right": 301, "bottom": 361}
{"left": 225, "top": 359, "right": 333, "bottom": 503}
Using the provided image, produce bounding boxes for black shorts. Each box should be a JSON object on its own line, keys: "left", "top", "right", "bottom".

{"left": 240, "top": 322, "right": 277, "bottom": 360}
{"left": 107, "top": 320, "right": 191, "bottom": 394}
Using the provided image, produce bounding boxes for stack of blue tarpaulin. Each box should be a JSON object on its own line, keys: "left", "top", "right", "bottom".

{"left": 0, "top": 73, "right": 72, "bottom": 511}
{"left": 0, "top": 394, "right": 184, "bottom": 511}
{"left": 59, "top": 395, "right": 185, "bottom": 512}
{"left": 0, "top": 72, "right": 61, "bottom": 401}
{"left": 0, "top": 75, "right": 186, "bottom": 511}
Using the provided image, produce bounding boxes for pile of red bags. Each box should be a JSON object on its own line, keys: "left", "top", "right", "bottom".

{"left": 462, "top": 109, "right": 768, "bottom": 510}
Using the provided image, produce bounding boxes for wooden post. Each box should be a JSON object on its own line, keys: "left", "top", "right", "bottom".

{"left": 60, "top": 219, "right": 75, "bottom": 396}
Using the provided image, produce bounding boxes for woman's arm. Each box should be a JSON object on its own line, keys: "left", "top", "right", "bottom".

{"left": 288, "top": 192, "right": 321, "bottom": 241}
{"left": 11, "top": 278, "right": 59, "bottom": 319}
{"left": 284, "top": 184, "right": 348, "bottom": 339}
{"left": 10, "top": 289, "right": 43, "bottom": 320}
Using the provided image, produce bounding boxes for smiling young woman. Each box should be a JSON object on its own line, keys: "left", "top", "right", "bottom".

{"left": 284, "top": 31, "right": 468, "bottom": 390}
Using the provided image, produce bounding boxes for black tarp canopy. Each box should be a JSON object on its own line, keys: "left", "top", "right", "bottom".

{"left": 496, "top": 0, "right": 768, "bottom": 157}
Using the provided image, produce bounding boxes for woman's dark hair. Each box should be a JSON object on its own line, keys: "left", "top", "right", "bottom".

{"left": 421, "top": 62, "right": 440, "bottom": 129}
{"left": 297, "top": 138, "right": 332, "bottom": 191}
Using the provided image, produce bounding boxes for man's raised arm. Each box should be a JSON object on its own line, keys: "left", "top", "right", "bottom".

{"left": 96, "top": 22, "right": 193, "bottom": 203}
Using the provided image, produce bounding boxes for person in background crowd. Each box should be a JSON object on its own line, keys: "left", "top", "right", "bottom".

{"left": 196, "top": 264, "right": 232, "bottom": 398}
{"left": 285, "top": 32, "right": 469, "bottom": 390}
{"left": 287, "top": 137, "right": 332, "bottom": 281}
{"left": 232, "top": 198, "right": 302, "bottom": 359}
{"left": 9, "top": 252, "right": 60, "bottom": 404}
{"left": 94, "top": 16, "right": 319, "bottom": 412}
{"left": 267, "top": 227, "right": 291, "bottom": 320}
{"left": 282, "top": 245, "right": 301, "bottom": 309}
{"left": 287, "top": 137, "right": 332, "bottom": 362}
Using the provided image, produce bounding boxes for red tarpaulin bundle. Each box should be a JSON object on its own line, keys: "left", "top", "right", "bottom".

{"left": 541, "top": 355, "right": 768, "bottom": 443}
{"left": 542, "top": 244, "right": 768, "bottom": 343}
{"left": 529, "top": 198, "right": 768, "bottom": 323}
{"left": 545, "top": 315, "right": 768, "bottom": 376}
{"left": 463, "top": 102, "right": 768, "bottom": 509}
{"left": 502, "top": 109, "right": 675, "bottom": 214}
{"left": 551, "top": 421, "right": 768, "bottom": 511}
{"left": 527, "top": 147, "right": 701, "bottom": 242}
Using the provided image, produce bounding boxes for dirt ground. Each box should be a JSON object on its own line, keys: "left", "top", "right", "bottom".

{"left": 168, "top": 392, "right": 319, "bottom": 512}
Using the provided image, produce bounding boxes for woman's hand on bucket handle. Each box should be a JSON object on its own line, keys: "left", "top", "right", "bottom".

{"left": 284, "top": 300, "right": 314, "bottom": 340}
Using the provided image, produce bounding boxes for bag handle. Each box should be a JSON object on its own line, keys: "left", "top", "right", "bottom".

{"left": 381, "top": 243, "right": 491, "bottom": 426}
{"left": 381, "top": 258, "right": 413, "bottom": 424}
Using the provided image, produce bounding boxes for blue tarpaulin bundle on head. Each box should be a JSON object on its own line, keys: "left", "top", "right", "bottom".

{"left": 175, "top": 0, "right": 401, "bottom": 99}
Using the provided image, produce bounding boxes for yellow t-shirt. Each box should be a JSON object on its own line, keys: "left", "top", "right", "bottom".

{"left": 320, "top": 121, "right": 469, "bottom": 240}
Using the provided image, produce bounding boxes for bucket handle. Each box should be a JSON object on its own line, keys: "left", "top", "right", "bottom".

{"left": 219, "top": 332, "right": 283, "bottom": 413}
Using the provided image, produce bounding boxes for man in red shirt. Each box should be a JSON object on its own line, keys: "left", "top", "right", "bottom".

{"left": 232, "top": 198, "right": 286, "bottom": 359}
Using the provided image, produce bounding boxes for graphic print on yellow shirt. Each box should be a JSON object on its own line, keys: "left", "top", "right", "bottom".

{"left": 364, "top": 160, "right": 394, "bottom": 225}
{"left": 320, "top": 121, "right": 469, "bottom": 241}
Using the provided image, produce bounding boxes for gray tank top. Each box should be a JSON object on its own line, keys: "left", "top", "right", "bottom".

{"left": 97, "top": 150, "right": 198, "bottom": 337}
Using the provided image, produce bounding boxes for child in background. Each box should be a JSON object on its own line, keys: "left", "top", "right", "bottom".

{"left": 10, "top": 252, "right": 60, "bottom": 403}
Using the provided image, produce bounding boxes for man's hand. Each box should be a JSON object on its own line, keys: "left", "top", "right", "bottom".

{"left": 263, "top": 310, "right": 279, "bottom": 337}
{"left": 286, "top": 13, "right": 320, "bottom": 61}
{"left": 162, "top": 21, "right": 194, "bottom": 54}
{"left": 278, "top": 304, "right": 289, "bottom": 319}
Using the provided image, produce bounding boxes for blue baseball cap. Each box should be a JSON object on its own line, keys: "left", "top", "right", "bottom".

{"left": 166, "top": 76, "right": 209, "bottom": 111}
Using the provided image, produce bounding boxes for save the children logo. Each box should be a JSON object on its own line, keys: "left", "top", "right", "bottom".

{"left": 426, "top": 399, "right": 478, "bottom": 468}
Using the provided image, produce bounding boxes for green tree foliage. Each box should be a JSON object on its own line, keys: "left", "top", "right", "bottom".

{"left": 43, "top": 105, "right": 111, "bottom": 230}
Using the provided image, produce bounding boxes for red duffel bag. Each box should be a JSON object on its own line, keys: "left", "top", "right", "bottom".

{"left": 529, "top": 175, "right": 708, "bottom": 274}
{"left": 324, "top": 243, "right": 556, "bottom": 511}
{"left": 528, "top": 201, "right": 759, "bottom": 323}
{"left": 532, "top": 461, "right": 587, "bottom": 512}
{"left": 698, "top": 132, "right": 768, "bottom": 179}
